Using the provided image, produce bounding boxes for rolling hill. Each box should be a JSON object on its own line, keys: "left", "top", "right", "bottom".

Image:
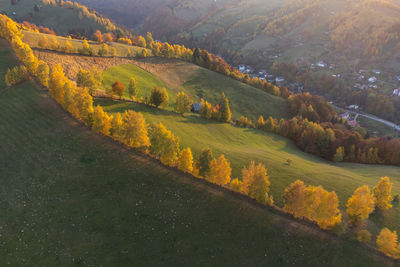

{"left": 0, "top": 0, "right": 122, "bottom": 36}
{"left": 0, "top": 35, "right": 393, "bottom": 267}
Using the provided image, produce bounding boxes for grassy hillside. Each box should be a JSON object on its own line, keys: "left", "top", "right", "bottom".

{"left": 0, "top": 43, "right": 391, "bottom": 266}
{"left": 0, "top": 0, "right": 108, "bottom": 35}
{"left": 22, "top": 31, "right": 147, "bottom": 58}
{"left": 103, "top": 59, "right": 291, "bottom": 120}
{"left": 96, "top": 99, "right": 400, "bottom": 205}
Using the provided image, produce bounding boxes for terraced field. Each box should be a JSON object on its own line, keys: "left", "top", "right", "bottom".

{"left": 0, "top": 43, "right": 393, "bottom": 266}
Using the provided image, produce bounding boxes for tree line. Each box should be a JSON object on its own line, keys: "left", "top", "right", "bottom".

{"left": 2, "top": 13, "right": 400, "bottom": 260}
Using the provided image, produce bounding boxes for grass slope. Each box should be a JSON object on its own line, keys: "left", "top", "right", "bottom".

{"left": 96, "top": 99, "right": 400, "bottom": 235}
{"left": 105, "top": 59, "right": 291, "bottom": 120}
{"left": 0, "top": 0, "right": 107, "bottom": 35}
{"left": 0, "top": 44, "right": 390, "bottom": 266}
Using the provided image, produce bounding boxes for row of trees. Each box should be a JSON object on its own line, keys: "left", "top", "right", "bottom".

{"left": 234, "top": 112, "right": 400, "bottom": 166}
{"left": 199, "top": 93, "right": 232, "bottom": 123}
{"left": 3, "top": 14, "right": 400, "bottom": 260}
{"left": 5, "top": 65, "right": 28, "bottom": 87}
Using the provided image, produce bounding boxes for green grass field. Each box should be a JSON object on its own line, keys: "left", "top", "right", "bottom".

{"left": 102, "top": 63, "right": 175, "bottom": 104}
{"left": 22, "top": 31, "right": 147, "bottom": 58}
{"left": 0, "top": 43, "right": 393, "bottom": 266}
{"left": 103, "top": 59, "right": 291, "bottom": 120}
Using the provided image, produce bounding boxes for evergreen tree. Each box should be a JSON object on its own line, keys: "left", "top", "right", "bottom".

{"left": 218, "top": 92, "right": 231, "bottom": 122}
{"left": 198, "top": 148, "right": 213, "bottom": 177}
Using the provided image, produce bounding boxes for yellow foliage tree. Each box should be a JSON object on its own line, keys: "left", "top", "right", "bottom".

{"left": 49, "top": 64, "right": 67, "bottom": 105}
{"left": 174, "top": 91, "right": 193, "bottom": 114}
{"left": 376, "top": 228, "right": 400, "bottom": 259}
{"left": 284, "top": 181, "right": 341, "bottom": 229}
{"left": 74, "top": 87, "right": 94, "bottom": 125}
{"left": 38, "top": 35, "right": 48, "bottom": 49}
{"left": 206, "top": 154, "right": 231, "bottom": 186}
{"left": 150, "top": 123, "right": 180, "bottom": 166}
{"left": 230, "top": 178, "right": 245, "bottom": 193}
{"left": 177, "top": 147, "right": 194, "bottom": 173}
{"left": 373, "top": 177, "right": 393, "bottom": 210}
{"left": 36, "top": 60, "right": 50, "bottom": 87}
{"left": 92, "top": 105, "right": 112, "bottom": 136}
{"left": 283, "top": 180, "right": 308, "bottom": 218}
{"left": 346, "top": 185, "right": 376, "bottom": 225}
{"left": 241, "top": 162, "right": 272, "bottom": 205}
{"left": 110, "top": 112, "right": 124, "bottom": 141}
{"left": 121, "top": 110, "right": 150, "bottom": 148}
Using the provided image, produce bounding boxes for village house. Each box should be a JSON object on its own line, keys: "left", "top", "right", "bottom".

{"left": 191, "top": 103, "right": 201, "bottom": 113}
{"left": 347, "top": 104, "right": 359, "bottom": 110}
{"left": 393, "top": 88, "right": 400, "bottom": 96}
{"left": 368, "top": 76, "right": 377, "bottom": 83}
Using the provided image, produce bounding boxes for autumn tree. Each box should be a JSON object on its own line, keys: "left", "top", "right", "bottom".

{"left": 242, "top": 162, "right": 273, "bottom": 205}
{"left": 48, "top": 64, "right": 67, "bottom": 105}
{"left": 376, "top": 228, "right": 400, "bottom": 259}
{"left": 49, "top": 36, "right": 59, "bottom": 50}
{"left": 98, "top": 43, "right": 109, "bottom": 56}
{"left": 218, "top": 92, "right": 231, "bottom": 122}
{"left": 128, "top": 77, "right": 138, "bottom": 98}
{"left": 5, "top": 65, "right": 28, "bottom": 87}
{"left": 206, "top": 154, "right": 231, "bottom": 185}
{"left": 74, "top": 87, "right": 94, "bottom": 125}
{"left": 150, "top": 123, "right": 180, "bottom": 166}
{"left": 76, "top": 68, "right": 102, "bottom": 95}
{"left": 38, "top": 35, "right": 48, "bottom": 48}
{"left": 121, "top": 110, "right": 150, "bottom": 148}
{"left": 283, "top": 180, "right": 308, "bottom": 218}
{"left": 137, "top": 36, "right": 146, "bottom": 48}
{"left": 373, "top": 177, "right": 393, "bottom": 210}
{"left": 177, "top": 147, "right": 194, "bottom": 173}
{"left": 112, "top": 81, "right": 125, "bottom": 99}
{"left": 146, "top": 32, "right": 154, "bottom": 48}
{"left": 230, "top": 178, "right": 245, "bottom": 193}
{"left": 150, "top": 86, "right": 169, "bottom": 108}
{"left": 93, "top": 30, "right": 103, "bottom": 43}
{"left": 110, "top": 112, "right": 123, "bottom": 141}
{"left": 199, "top": 99, "right": 213, "bottom": 119}
{"left": 174, "top": 91, "right": 193, "bottom": 114}
{"left": 346, "top": 185, "right": 376, "bottom": 225}
{"left": 256, "top": 115, "right": 265, "bottom": 129}
{"left": 283, "top": 180, "right": 341, "bottom": 229}
{"left": 64, "top": 40, "right": 73, "bottom": 53}
{"left": 36, "top": 60, "right": 50, "bottom": 87}
{"left": 92, "top": 105, "right": 111, "bottom": 135}
{"left": 198, "top": 148, "right": 213, "bottom": 177}
{"left": 78, "top": 39, "right": 93, "bottom": 56}
{"left": 333, "top": 147, "right": 345, "bottom": 162}
{"left": 104, "top": 32, "right": 114, "bottom": 43}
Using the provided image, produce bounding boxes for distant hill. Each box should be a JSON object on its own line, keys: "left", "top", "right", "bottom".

{"left": 0, "top": 0, "right": 125, "bottom": 36}
{"left": 74, "top": 0, "right": 400, "bottom": 88}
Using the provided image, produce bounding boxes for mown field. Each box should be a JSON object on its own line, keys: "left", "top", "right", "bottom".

{"left": 0, "top": 43, "right": 393, "bottom": 266}
{"left": 104, "top": 59, "right": 291, "bottom": 120}
{"left": 23, "top": 31, "right": 147, "bottom": 58}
